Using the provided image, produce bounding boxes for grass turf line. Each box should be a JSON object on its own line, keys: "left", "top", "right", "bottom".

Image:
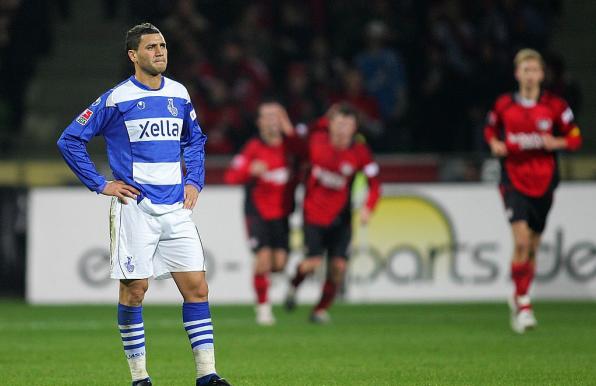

{"left": 0, "top": 301, "right": 595, "bottom": 385}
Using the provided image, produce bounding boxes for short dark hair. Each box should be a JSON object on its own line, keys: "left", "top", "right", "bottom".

{"left": 334, "top": 102, "right": 358, "bottom": 118}
{"left": 125, "top": 23, "right": 161, "bottom": 51}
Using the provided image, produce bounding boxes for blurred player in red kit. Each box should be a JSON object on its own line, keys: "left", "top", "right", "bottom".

{"left": 285, "top": 103, "right": 381, "bottom": 323}
{"left": 224, "top": 102, "right": 300, "bottom": 325}
{"left": 484, "top": 49, "right": 582, "bottom": 333}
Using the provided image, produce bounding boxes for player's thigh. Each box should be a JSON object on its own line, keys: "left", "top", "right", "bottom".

{"left": 327, "top": 218, "right": 352, "bottom": 260}
{"left": 527, "top": 192, "right": 553, "bottom": 234}
{"left": 246, "top": 214, "right": 271, "bottom": 253}
{"left": 110, "top": 198, "right": 160, "bottom": 280}
{"left": 154, "top": 209, "right": 205, "bottom": 278}
{"left": 502, "top": 187, "right": 530, "bottom": 225}
{"left": 269, "top": 217, "right": 290, "bottom": 252}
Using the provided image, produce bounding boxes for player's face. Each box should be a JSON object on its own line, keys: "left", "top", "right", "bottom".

{"left": 130, "top": 33, "right": 168, "bottom": 76}
{"left": 329, "top": 113, "right": 357, "bottom": 149}
{"left": 515, "top": 58, "right": 544, "bottom": 91}
{"left": 257, "top": 104, "right": 282, "bottom": 145}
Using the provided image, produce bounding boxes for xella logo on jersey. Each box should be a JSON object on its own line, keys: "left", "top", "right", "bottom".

{"left": 76, "top": 109, "right": 93, "bottom": 125}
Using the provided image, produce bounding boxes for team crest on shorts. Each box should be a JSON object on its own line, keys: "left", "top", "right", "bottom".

{"left": 125, "top": 256, "right": 135, "bottom": 273}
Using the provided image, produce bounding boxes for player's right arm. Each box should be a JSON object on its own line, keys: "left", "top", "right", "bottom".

{"left": 484, "top": 98, "right": 508, "bottom": 157}
{"left": 57, "top": 94, "right": 139, "bottom": 202}
{"left": 224, "top": 141, "right": 260, "bottom": 184}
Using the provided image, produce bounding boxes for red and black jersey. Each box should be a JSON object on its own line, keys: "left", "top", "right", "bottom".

{"left": 484, "top": 91, "right": 582, "bottom": 197}
{"left": 224, "top": 137, "right": 302, "bottom": 220}
{"left": 304, "top": 131, "right": 381, "bottom": 226}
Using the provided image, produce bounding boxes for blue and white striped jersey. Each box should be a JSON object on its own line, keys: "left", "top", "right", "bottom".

{"left": 57, "top": 76, "right": 206, "bottom": 213}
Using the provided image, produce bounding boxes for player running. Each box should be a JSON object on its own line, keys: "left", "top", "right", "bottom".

{"left": 57, "top": 23, "right": 231, "bottom": 385}
{"left": 285, "top": 103, "right": 381, "bottom": 323}
{"left": 224, "top": 102, "right": 300, "bottom": 325}
{"left": 484, "top": 48, "right": 582, "bottom": 334}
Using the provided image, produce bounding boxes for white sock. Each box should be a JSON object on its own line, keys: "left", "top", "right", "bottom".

{"left": 129, "top": 356, "right": 149, "bottom": 381}
{"left": 194, "top": 348, "right": 216, "bottom": 378}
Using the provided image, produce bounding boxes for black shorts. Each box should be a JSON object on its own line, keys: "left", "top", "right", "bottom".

{"left": 501, "top": 186, "right": 553, "bottom": 233}
{"left": 245, "top": 215, "right": 289, "bottom": 252}
{"left": 304, "top": 217, "right": 352, "bottom": 260}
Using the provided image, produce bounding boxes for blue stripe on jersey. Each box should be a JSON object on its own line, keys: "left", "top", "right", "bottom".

{"left": 118, "top": 96, "right": 188, "bottom": 121}
{"left": 140, "top": 183, "right": 184, "bottom": 204}
{"left": 58, "top": 76, "right": 204, "bottom": 206}
{"left": 131, "top": 141, "right": 181, "bottom": 163}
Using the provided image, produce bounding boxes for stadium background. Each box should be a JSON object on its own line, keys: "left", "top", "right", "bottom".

{"left": 1, "top": 1, "right": 596, "bottom": 385}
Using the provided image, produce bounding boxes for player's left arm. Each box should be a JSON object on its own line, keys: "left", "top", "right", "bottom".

{"left": 543, "top": 100, "right": 582, "bottom": 152}
{"left": 358, "top": 144, "right": 382, "bottom": 225}
{"left": 181, "top": 101, "right": 207, "bottom": 209}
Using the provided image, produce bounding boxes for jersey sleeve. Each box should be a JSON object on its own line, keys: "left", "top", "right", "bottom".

{"left": 180, "top": 100, "right": 207, "bottom": 191}
{"left": 224, "top": 141, "right": 256, "bottom": 184}
{"left": 357, "top": 144, "right": 381, "bottom": 212}
{"left": 483, "top": 103, "right": 503, "bottom": 144}
{"left": 554, "top": 100, "right": 582, "bottom": 151}
{"left": 56, "top": 93, "right": 118, "bottom": 193}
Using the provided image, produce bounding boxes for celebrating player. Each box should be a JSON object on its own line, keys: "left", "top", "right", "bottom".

{"left": 57, "top": 23, "right": 231, "bottom": 385}
{"left": 484, "top": 48, "right": 582, "bottom": 333}
{"left": 224, "top": 101, "right": 300, "bottom": 325}
{"left": 285, "top": 103, "right": 381, "bottom": 323}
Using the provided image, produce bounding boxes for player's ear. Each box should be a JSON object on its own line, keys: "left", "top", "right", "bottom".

{"left": 127, "top": 49, "right": 137, "bottom": 63}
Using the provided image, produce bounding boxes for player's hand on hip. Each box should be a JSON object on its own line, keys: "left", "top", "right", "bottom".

{"left": 102, "top": 180, "right": 140, "bottom": 204}
{"left": 489, "top": 139, "right": 508, "bottom": 157}
{"left": 184, "top": 184, "right": 199, "bottom": 209}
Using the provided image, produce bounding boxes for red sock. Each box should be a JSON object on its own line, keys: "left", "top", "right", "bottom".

{"left": 291, "top": 269, "right": 307, "bottom": 288}
{"left": 518, "top": 260, "right": 535, "bottom": 297}
{"left": 512, "top": 261, "right": 535, "bottom": 297}
{"left": 511, "top": 261, "right": 527, "bottom": 297}
{"left": 314, "top": 280, "right": 337, "bottom": 312}
{"left": 253, "top": 274, "right": 269, "bottom": 304}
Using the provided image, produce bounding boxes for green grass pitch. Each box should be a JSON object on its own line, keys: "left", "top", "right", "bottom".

{"left": 1, "top": 301, "right": 595, "bottom": 385}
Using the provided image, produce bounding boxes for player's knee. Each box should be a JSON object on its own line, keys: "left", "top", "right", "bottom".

{"left": 513, "top": 239, "right": 531, "bottom": 260}
{"left": 331, "top": 258, "right": 347, "bottom": 274}
{"left": 196, "top": 284, "right": 209, "bottom": 300}
{"left": 271, "top": 250, "right": 288, "bottom": 272}
{"left": 123, "top": 285, "right": 147, "bottom": 305}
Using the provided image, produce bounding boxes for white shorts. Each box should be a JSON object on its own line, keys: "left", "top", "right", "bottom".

{"left": 109, "top": 198, "right": 205, "bottom": 280}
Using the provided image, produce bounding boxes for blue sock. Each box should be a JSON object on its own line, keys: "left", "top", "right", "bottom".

{"left": 118, "top": 304, "right": 148, "bottom": 380}
{"left": 183, "top": 302, "right": 216, "bottom": 379}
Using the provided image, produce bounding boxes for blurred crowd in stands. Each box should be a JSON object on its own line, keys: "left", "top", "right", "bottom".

{"left": 0, "top": 0, "right": 582, "bottom": 155}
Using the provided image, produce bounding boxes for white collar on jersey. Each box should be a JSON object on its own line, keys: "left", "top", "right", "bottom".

{"left": 514, "top": 92, "right": 538, "bottom": 108}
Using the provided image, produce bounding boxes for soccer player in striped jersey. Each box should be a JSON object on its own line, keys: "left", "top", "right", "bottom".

{"left": 224, "top": 102, "right": 300, "bottom": 325}
{"left": 484, "top": 49, "right": 582, "bottom": 334}
{"left": 57, "top": 23, "right": 231, "bottom": 386}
